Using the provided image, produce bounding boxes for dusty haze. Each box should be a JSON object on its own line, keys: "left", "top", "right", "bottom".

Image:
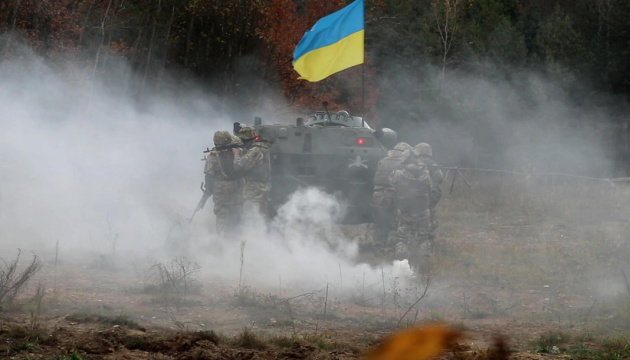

{"left": 1, "top": 35, "right": 625, "bottom": 308}
{"left": 0, "top": 41, "right": 415, "bottom": 299}
{"left": 382, "top": 66, "right": 621, "bottom": 178}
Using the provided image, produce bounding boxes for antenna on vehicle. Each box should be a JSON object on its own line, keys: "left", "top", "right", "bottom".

{"left": 322, "top": 101, "right": 331, "bottom": 124}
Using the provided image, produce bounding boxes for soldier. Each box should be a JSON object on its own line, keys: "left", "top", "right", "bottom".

{"left": 234, "top": 126, "right": 272, "bottom": 217}
{"left": 204, "top": 130, "right": 244, "bottom": 236}
{"left": 371, "top": 142, "right": 412, "bottom": 245}
{"left": 412, "top": 143, "right": 444, "bottom": 239}
{"left": 389, "top": 155, "right": 432, "bottom": 273}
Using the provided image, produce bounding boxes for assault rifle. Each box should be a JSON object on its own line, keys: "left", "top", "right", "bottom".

{"left": 189, "top": 141, "right": 243, "bottom": 223}
{"left": 197, "top": 143, "right": 243, "bottom": 158}
{"left": 189, "top": 174, "right": 213, "bottom": 223}
{"left": 212, "top": 143, "right": 243, "bottom": 152}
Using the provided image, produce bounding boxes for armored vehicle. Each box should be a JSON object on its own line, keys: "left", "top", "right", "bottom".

{"left": 235, "top": 107, "right": 397, "bottom": 223}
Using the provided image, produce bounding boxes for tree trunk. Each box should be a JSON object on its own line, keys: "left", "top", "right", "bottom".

{"left": 184, "top": 17, "right": 194, "bottom": 70}
{"left": 435, "top": 0, "right": 459, "bottom": 93}
{"left": 10, "top": 0, "right": 21, "bottom": 32}
{"left": 78, "top": 0, "right": 96, "bottom": 45}
{"left": 141, "top": 0, "right": 162, "bottom": 99}
{"left": 123, "top": 28, "right": 144, "bottom": 96}
{"left": 102, "top": 0, "right": 121, "bottom": 77}
{"left": 157, "top": 5, "right": 175, "bottom": 92}
{"left": 92, "top": 0, "right": 114, "bottom": 79}
{"left": 4, "top": 0, "right": 21, "bottom": 52}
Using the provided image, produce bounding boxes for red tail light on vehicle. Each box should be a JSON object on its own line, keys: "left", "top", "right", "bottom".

{"left": 356, "top": 137, "right": 373, "bottom": 146}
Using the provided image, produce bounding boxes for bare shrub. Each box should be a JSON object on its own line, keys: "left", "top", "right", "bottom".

{"left": 146, "top": 256, "right": 201, "bottom": 308}
{"left": 233, "top": 328, "right": 268, "bottom": 350}
{"left": 65, "top": 313, "right": 144, "bottom": 330}
{"left": 0, "top": 250, "right": 43, "bottom": 310}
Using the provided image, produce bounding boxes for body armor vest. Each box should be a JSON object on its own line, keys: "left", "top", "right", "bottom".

{"left": 394, "top": 166, "right": 431, "bottom": 215}
{"left": 373, "top": 151, "right": 406, "bottom": 187}
{"left": 244, "top": 142, "right": 271, "bottom": 183}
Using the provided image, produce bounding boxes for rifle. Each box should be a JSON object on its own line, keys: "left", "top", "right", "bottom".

{"left": 189, "top": 142, "right": 241, "bottom": 223}
{"left": 189, "top": 175, "right": 213, "bottom": 223}
{"left": 198, "top": 143, "right": 243, "bottom": 160}
{"left": 212, "top": 143, "right": 243, "bottom": 152}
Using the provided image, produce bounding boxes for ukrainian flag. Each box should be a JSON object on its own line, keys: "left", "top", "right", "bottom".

{"left": 292, "top": 0, "right": 364, "bottom": 82}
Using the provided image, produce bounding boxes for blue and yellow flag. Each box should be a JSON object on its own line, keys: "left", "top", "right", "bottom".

{"left": 292, "top": 0, "right": 364, "bottom": 82}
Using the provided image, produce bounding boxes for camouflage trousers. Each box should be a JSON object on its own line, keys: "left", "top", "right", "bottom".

{"left": 429, "top": 207, "right": 438, "bottom": 240}
{"left": 371, "top": 188, "right": 397, "bottom": 243}
{"left": 243, "top": 181, "right": 271, "bottom": 218}
{"left": 382, "top": 209, "right": 432, "bottom": 275}
{"left": 213, "top": 202, "right": 243, "bottom": 237}
{"left": 387, "top": 209, "right": 431, "bottom": 257}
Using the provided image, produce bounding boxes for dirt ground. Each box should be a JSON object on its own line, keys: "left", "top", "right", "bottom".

{"left": 0, "top": 238, "right": 599, "bottom": 360}
{"left": 2, "top": 176, "right": 630, "bottom": 359}
{"left": 0, "top": 255, "right": 576, "bottom": 360}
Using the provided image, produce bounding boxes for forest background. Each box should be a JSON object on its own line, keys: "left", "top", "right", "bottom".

{"left": 1, "top": 0, "right": 629, "bottom": 175}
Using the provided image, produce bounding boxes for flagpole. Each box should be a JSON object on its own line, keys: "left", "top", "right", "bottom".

{"left": 361, "top": 0, "right": 365, "bottom": 126}
{"left": 361, "top": 64, "right": 365, "bottom": 127}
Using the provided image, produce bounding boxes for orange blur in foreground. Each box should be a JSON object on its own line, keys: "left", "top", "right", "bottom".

{"left": 366, "top": 323, "right": 464, "bottom": 360}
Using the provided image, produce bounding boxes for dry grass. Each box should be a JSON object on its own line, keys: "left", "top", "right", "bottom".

{"left": 433, "top": 171, "right": 630, "bottom": 356}
{"left": 3, "top": 172, "right": 630, "bottom": 359}
{"left": 438, "top": 172, "right": 630, "bottom": 291}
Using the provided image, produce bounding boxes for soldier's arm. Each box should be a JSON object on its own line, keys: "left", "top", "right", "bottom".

{"left": 234, "top": 147, "right": 263, "bottom": 172}
{"left": 432, "top": 168, "right": 444, "bottom": 186}
{"left": 425, "top": 158, "right": 444, "bottom": 186}
{"left": 388, "top": 169, "right": 400, "bottom": 188}
{"left": 202, "top": 156, "right": 216, "bottom": 196}
{"left": 204, "top": 154, "right": 219, "bottom": 175}
{"left": 203, "top": 156, "right": 213, "bottom": 175}
{"left": 429, "top": 166, "right": 442, "bottom": 207}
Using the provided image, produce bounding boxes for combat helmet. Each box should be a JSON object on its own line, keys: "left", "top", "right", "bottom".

{"left": 387, "top": 142, "right": 412, "bottom": 158}
{"left": 213, "top": 130, "right": 232, "bottom": 147}
{"left": 238, "top": 126, "right": 258, "bottom": 141}
{"left": 394, "top": 142, "right": 412, "bottom": 152}
{"left": 413, "top": 142, "right": 432, "bottom": 157}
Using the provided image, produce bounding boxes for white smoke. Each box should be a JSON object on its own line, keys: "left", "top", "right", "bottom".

{"left": 0, "top": 45, "right": 231, "bottom": 260}
{"left": 0, "top": 40, "right": 411, "bottom": 299}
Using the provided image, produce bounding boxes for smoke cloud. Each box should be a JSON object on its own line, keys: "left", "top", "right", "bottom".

{"left": 380, "top": 65, "right": 623, "bottom": 178}
{"left": 0, "top": 39, "right": 411, "bottom": 299}
{"left": 2, "top": 33, "right": 626, "bottom": 316}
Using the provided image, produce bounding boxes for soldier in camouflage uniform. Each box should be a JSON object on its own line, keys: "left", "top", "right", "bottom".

{"left": 388, "top": 155, "right": 432, "bottom": 272}
{"left": 204, "top": 130, "right": 244, "bottom": 236}
{"left": 231, "top": 134, "right": 243, "bottom": 147}
{"left": 371, "top": 142, "right": 412, "bottom": 245}
{"left": 234, "top": 126, "right": 272, "bottom": 217}
{"left": 412, "top": 143, "right": 444, "bottom": 240}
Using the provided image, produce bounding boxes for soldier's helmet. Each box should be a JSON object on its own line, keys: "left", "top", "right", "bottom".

{"left": 413, "top": 142, "right": 432, "bottom": 157}
{"left": 213, "top": 130, "right": 232, "bottom": 146}
{"left": 394, "top": 142, "right": 412, "bottom": 152}
{"left": 238, "top": 126, "right": 258, "bottom": 141}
